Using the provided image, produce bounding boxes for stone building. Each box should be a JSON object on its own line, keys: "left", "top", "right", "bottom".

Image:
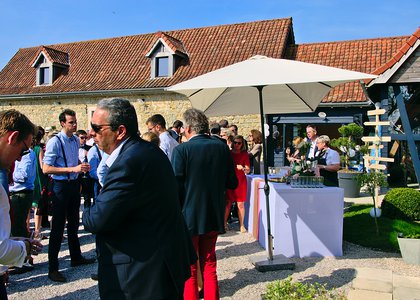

{"left": 0, "top": 19, "right": 418, "bottom": 171}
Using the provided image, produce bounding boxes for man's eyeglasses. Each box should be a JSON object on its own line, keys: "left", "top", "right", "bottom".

{"left": 91, "top": 123, "right": 112, "bottom": 133}
{"left": 21, "top": 139, "right": 30, "bottom": 157}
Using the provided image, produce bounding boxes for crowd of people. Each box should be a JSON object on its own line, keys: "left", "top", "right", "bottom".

{"left": 0, "top": 100, "right": 265, "bottom": 299}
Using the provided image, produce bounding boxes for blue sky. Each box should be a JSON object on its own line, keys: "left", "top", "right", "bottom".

{"left": 0, "top": 0, "right": 418, "bottom": 70}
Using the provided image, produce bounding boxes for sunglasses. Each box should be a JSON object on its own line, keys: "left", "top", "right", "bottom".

{"left": 233, "top": 141, "right": 242, "bottom": 145}
{"left": 79, "top": 136, "right": 87, "bottom": 140}
{"left": 21, "top": 139, "right": 30, "bottom": 157}
{"left": 91, "top": 123, "right": 112, "bottom": 133}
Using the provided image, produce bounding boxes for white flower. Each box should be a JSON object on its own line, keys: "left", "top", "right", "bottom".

{"left": 349, "top": 149, "right": 356, "bottom": 157}
{"left": 295, "top": 165, "right": 302, "bottom": 171}
{"left": 355, "top": 145, "right": 361, "bottom": 151}
{"left": 340, "top": 146, "right": 347, "bottom": 153}
{"left": 306, "top": 160, "right": 312, "bottom": 166}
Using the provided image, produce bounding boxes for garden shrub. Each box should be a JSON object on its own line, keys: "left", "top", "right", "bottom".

{"left": 263, "top": 277, "right": 345, "bottom": 300}
{"left": 381, "top": 188, "right": 420, "bottom": 221}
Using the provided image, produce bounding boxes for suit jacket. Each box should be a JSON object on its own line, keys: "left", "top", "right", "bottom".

{"left": 210, "top": 134, "right": 227, "bottom": 144}
{"left": 171, "top": 134, "right": 238, "bottom": 236}
{"left": 82, "top": 137, "right": 194, "bottom": 299}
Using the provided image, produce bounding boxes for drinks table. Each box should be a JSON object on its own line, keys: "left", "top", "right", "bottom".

{"left": 244, "top": 175, "right": 344, "bottom": 258}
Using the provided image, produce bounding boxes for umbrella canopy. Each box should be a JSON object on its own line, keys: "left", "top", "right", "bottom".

{"left": 166, "top": 55, "right": 376, "bottom": 116}
{"left": 167, "top": 55, "right": 376, "bottom": 268}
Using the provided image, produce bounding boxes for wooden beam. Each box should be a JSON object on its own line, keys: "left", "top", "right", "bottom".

{"left": 368, "top": 145, "right": 384, "bottom": 149}
{"left": 364, "top": 156, "right": 395, "bottom": 162}
{"left": 367, "top": 109, "right": 386, "bottom": 116}
{"left": 367, "top": 164, "right": 387, "bottom": 170}
{"left": 364, "top": 121, "right": 390, "bottom": 126}
{"left": 362, "top": 136, "right": 391, "bottom": 142}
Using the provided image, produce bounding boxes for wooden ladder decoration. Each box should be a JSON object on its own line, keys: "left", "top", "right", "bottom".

{"left": 361, "top": 108, "right": 394, "bottom": 207}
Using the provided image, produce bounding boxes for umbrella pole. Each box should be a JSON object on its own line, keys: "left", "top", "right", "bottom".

{"left": 249, "top": 86, "right": 295, "bottom": 272}
{"left": 256, "top": 86, "right": 274, "bottom": 261}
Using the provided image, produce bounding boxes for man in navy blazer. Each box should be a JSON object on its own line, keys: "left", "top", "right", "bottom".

{"left": 82, "top": 98, "right": 194, "bottom": 299}
{"left": 171, "top": 108, "right": 237, "bottom": 300}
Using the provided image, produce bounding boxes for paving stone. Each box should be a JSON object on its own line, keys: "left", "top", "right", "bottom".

{"left": 393, "top": 274, "right": 420, "bottom": 289}
{"left": 352, "top": 278, "right": 393, "bottom": 293}
{"left": 393, "top": 286, "right": 420, "bottom": 300}
{"left": 347, "top": 289, "right": 392, "bottom": 300}
{"left": 355, "top": 267, "right": 393, "bottom": 282}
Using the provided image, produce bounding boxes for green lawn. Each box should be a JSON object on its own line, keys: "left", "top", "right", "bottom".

{"left": 343, "top": 204, "right": 420, "bottom": 252}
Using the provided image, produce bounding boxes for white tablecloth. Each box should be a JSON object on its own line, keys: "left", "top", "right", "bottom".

{"left": 244, "top": 175, "right": 344, "bottom": 258}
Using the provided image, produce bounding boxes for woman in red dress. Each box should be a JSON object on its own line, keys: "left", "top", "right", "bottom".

{"left": 225, "top": 135, "right": 250, "bottom": 233}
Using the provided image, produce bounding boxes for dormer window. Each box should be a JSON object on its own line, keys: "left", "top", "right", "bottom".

{"left": 146, "top": 32, "right": 188, "bottom": 79}
{"left": 30, "top": 46, "right": 69, "bottom": 86}
{"left": 39, "top": 66, "right": 51, "bottom": 85}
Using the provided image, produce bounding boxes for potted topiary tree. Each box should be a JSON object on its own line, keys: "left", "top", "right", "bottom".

{"left": 357, "top": 171, "right": 388, "bottom": 235}
{"left": 381, "top": 188, "right": 420, "bottom": 265}
{"left": 331, "top": 123, "right": 367, "bottom": 197}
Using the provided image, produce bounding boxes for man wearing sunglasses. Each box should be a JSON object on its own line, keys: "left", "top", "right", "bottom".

{"left": 43, "top": 109, "right": 95, "bottom": 283}
{"left": 0, "top": 110, "right": 43, "bottom": 299}
{"left": 83, "top": 98, "right": 195, "bottom": 299}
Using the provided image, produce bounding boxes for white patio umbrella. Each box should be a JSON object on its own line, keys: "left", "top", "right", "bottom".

{"left": 167, "top": 55, "right": 376, "bottom": 270}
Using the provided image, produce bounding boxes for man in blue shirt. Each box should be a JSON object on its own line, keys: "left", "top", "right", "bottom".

{"left": 9, "top": 149, "right": 36, "bottom": 238}
{"left": 43, "top": 109, "right": 95, "bottom": 282}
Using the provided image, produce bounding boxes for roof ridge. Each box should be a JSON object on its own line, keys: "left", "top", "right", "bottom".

{"left": 17, "top": 18, "right": 292, "bottom": 51}
{"left": 291, "top": 35, "right": 410, "bottom": 47}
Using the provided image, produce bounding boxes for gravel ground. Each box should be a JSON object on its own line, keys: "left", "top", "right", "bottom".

{"left": 6, "top": 214, "right": 420, "bottom": 300}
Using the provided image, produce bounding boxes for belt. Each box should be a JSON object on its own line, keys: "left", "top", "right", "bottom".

{"left": 10, "top": 189, "right": 33, "bottom": 195}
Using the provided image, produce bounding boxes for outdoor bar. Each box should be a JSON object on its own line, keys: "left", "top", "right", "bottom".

{"left": 244, "top": 175, "right": 344, "bottom": 258}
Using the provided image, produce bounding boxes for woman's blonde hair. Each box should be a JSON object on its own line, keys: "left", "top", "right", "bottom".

{"left": 292, "top": 136, "right": 304, "bottom": 148}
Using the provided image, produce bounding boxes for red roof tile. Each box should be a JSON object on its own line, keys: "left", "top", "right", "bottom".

{"left": 0, "top": 18, "right": 293, "bottom": 95}
{"left": 30, "top": 46, "right": 70, "bottom": 67}
{"left": 284, "top": 35, "right": 410, "bottom": 103}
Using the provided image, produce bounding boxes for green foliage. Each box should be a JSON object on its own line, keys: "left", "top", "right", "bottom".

{"left": 344, "top": 205, "right": 420, "bottom": 252}
{"left": 331, "top": 123, "right": 365, "bottom": 170}
{"left": 382, "top": 188, "right": 420, "bottom": 221}
{"left": 357, "top": 172, "right": 388, "bottom": 198}
{"left": 263, "top": 277, "right": 346, "bottom": 300}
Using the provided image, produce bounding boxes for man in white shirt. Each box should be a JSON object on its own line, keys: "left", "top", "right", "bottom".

{"left": 306, "top": 124, "right": 319, "bottom": 160}
{"left": 0, "top": 110, "right": 42, "bottom": 298}
{"left": 146, "top": 114, "right": 178, "bottom": 161}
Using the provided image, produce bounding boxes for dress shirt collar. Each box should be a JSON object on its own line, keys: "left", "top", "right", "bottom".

{"left": 105, "top": 138, "right": 129, "bottom": 169}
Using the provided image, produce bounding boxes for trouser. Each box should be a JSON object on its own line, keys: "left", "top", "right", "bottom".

{"left": 0, "top": 274, "right": 7, "bottom": 300}
{"left": 48, "top": 180, "right": 82, "bottom": 272}
{"left": 10, "top": 191, "right": 33, "bottom": 238}
{"left": 184, "top": 231, "right": 219, "bottom": 300}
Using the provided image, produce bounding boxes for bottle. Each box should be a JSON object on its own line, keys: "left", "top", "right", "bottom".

{"left": 82, "top": 156, "right": 88, "bottom": 179}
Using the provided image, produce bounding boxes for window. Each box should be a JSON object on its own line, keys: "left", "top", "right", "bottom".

{"left": 39, "top": 67, "right": 50, "bottom": 85}
{"left": 156, "top": 57, "right": 169, "bottom": 77}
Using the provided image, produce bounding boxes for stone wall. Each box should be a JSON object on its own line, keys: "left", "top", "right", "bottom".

{"left": 0, "top": 92, "right": 262, "bottom": 135}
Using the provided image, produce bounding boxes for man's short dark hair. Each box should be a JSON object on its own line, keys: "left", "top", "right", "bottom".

{"left": 97, "top": 98, "right": 139, "bottom": 136}
{"left": 219, "top": 119, "right": 228, "bottom": 128}
{"left": 0, "top": 109, "right": 35, "bottom": 141}
{"left": 172, "top": 120, "right": 183, "bottom": 129}
{"left": 210, "top": 123, "right": 221, "bottom": 135}
{"left": 59, "top": 109, "right": 76, "bottom": 123}
{"left": 76, "top": 130, "right": 87, "bottom": 136}
{"left": 146, "top": 114, "right": 166, "bottom": 129}
{"left": 184, "top": 109, "right": 209, "bottom": 134}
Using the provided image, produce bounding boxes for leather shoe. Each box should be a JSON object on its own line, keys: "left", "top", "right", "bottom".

{"left": 71, "top": 257, "right": 96, "bottom": 267}
{"left": 48, "top": 270, "right": 66, "bottom": 282}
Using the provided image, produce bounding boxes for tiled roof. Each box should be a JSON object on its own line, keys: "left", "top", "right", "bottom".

{"left": 371, "top": 27, "right": 420, "bottom": 75}
{"left": 146, "top": 31, "right": 188, "bottom": 56}
{"left": 30, "top": 46, "right": 70, "bottom": 67}
{"left": 284, "top": 35, "right": 410, "bottom": 103}
{"left": 0, "top": 18, "right": 293, "bottom": 95}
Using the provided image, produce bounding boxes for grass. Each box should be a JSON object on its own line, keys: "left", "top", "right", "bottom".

{"left": 343, "top": 204, "right": 420, "bottom": 252}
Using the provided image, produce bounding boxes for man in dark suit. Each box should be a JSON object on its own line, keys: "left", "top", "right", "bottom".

{"left": 209, "top": 122, "right": 227, "bottom": 144}
{"left": 171, "top": 108, "right": 237, "bottom": 300}
{"left": 82, "top": 98, "right": 194, "bottom": 299}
